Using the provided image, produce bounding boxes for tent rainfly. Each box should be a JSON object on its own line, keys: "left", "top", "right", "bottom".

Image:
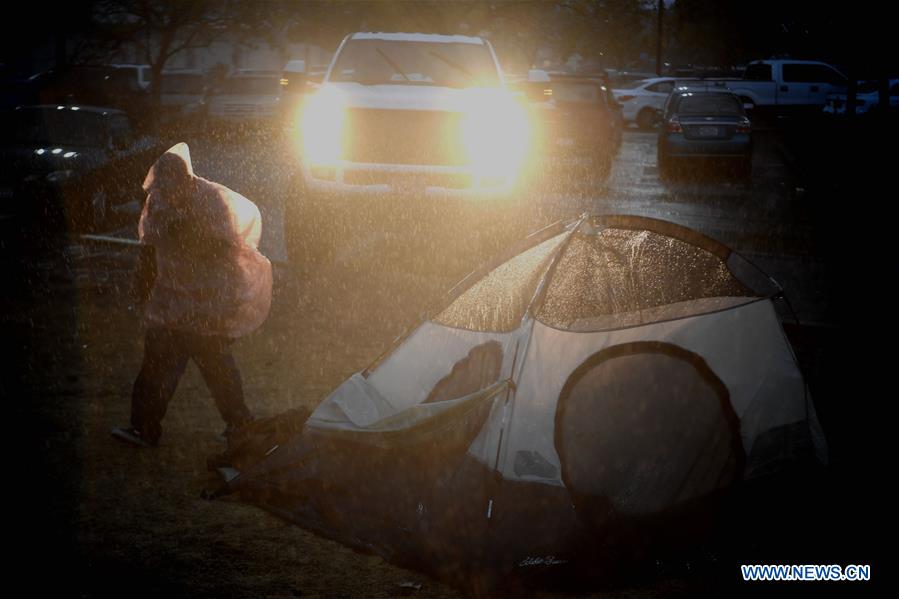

{"left": 221, "top": 214, "right": 827, "bottom": 587}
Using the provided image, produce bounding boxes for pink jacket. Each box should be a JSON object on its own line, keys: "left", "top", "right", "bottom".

{"left": 138, "top": 143, "right": 272, "bottom": 338}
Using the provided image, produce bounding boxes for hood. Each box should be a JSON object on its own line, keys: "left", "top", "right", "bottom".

{"left": 325, "top": 82, "right": 506, "bottom": 112}
{"left": 142, "top": 142, "right": 194, "bottom": 194}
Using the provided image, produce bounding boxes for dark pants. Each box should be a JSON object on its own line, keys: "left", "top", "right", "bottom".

{"left": 131, "top": 327, "right": 252, "bottom": 443}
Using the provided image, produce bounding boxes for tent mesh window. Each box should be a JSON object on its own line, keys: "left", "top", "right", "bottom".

{"left": 433, "top": 232, "right": 567, "bottom": 332}
{"left": 537, "top": 228, "right": 758, "bottom": 330}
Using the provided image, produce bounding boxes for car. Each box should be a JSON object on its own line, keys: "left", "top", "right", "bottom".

{"left": 31, "top": 65, "right": 152, "bottom": 128}
{"left": 158, "top": 69, "right": 209, "bottom": 125}
{"left": 706, "top": 59, "right": 847, "bottom": 112}
{"left": 287, "top": 32, "right": 529, "bottom": 264}
{"left": 0, "top": 105, "right": 165, "bottom": 232}
{"left": 612, "top": 77, "right": 696, "bottom": 129}
{"left": 282, "top": 59, "right": 307, "bottom": 92}
{"left": 111, "top": 63, "right": 153, "bottom": 91}
{"left": 605, "top": 69, "right": 658, "bottom": 89}
{"left": 524, "top": 69, "right": 622, "bottom": 177}
{"left": 823, "top": 78, "right": 899, "bottom": 115}
{"left": 206, "top": 69, "right": 284, "bottom": 127}
{"left": 657, "top": 86, "right": 753, "bottom": 181}
{"left": 279, "top": 60, "right": 309, "bottom": 123}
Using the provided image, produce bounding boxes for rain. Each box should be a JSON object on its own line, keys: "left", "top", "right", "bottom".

{"left": 2, "top": 1, "right": 891, "bottom": 596}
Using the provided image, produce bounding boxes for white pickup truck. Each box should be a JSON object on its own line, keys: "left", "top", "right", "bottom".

{"left": 716, "top": 59, "right": 847, "bottom": 111}
{"left": 286, "top": 32, "right": 529, "bottom": 264}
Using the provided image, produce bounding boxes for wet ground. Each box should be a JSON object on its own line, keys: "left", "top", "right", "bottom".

{"left": 3, "top": 123, "right": 881, "bottom": 596}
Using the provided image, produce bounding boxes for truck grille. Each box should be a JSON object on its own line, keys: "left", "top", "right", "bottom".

{"left": 342, "top": 170, "right": 472, "bottom": 188}
{"left": 343, "top": 108, "right": 465, "bottom": 166}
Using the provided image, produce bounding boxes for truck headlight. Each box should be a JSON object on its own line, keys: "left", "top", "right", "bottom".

{"left": 461, "top": 90, "right": 530, "bottom": 181}
{"left": 300, "top": 87, "right": 345, "bottom": 165}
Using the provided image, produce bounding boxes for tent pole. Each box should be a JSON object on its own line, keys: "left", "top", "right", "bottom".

{"left": 486, "top": 214, "right": 588, "bottom": 506}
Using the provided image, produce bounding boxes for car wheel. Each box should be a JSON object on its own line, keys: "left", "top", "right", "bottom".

{"left": 637, "top": 108, "right": 658, "bottom": 130}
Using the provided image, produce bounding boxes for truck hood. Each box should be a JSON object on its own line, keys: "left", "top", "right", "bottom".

{"left": 325, "top": 82, "right": 504, "bottom": 112}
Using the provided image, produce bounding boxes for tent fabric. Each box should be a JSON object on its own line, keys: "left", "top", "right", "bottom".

{"left": 500, "top": 300, "right": 809, "bottom": 486}
{"left": 139, "top": 142, "right": 272, "bottom": 338}
{"left": 433, "top": 232, "right": 567, "bottom": 332}
{"left": 554, "top": 342, "right": 743, "bottom": 515}
{"left": 537, "top": 229, "right": 758, "bottom": 330}
{"left": 226, "top": 214, "right": 826, "bottom": 586}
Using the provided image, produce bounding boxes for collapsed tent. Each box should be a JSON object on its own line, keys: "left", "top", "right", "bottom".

{"left": 219, "top": 214, "right": 827, "bottom": 587}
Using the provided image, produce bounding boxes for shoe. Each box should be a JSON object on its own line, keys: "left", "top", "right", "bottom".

{"left": 111, "top": 426, "right": 156, "bottom": 448}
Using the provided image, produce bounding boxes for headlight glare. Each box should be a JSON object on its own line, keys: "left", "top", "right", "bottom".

{"left": 461, "top": 91, "right": 530, "bottom": 181}
{"left": 300, "top": 87, "right": 345, "bottom": 165}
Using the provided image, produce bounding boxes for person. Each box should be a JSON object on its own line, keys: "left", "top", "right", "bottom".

{"left": 112, "top": 143, "right": 273, "bottom": 447}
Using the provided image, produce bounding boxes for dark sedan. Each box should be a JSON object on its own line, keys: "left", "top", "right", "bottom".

{"left": 1, "top": 105, "right": 165, "bottom": 233}
{"left": 657, "top": 87, "right": 752, "bottom": 180}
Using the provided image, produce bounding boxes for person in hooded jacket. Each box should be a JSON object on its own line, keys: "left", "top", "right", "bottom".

{"left": 112, "top": 143, "right": 273, "bottom": 447}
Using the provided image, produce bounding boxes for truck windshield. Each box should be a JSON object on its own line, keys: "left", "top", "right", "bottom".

{"left": 331, "top": 39, "right": 500, "bottom": 88}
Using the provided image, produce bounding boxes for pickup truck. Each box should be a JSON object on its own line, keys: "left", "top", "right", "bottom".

{"left": 207, "top": 69, "right": 284, "bottom": 126}
{"left": 286, "top": 32, "right": 529, "bottom": 265}
{"left": 713, "top": 59, "right": 847, "bottom": 111}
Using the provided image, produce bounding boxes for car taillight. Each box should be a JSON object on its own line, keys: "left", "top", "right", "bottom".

{"left": 736, "top": 117, "right": 751, "bottom": 134}
{"left": 617, "top": 94, "right": 635, "bottom": 102}
{"left": 666, "top": 117, "right": 682, "bottom": 133}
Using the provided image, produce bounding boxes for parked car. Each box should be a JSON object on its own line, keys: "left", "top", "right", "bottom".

{"left": 707, "top": 59, "right": 847, "bottom": 112}
{"left": 0, "top": 105, "right": 164, "bottom": 232}
{"left": 31, "top": 65, "right": 152, "bottom": 129}
{"left": 525, "top": 69, "right": 622, "bottom": 175}
{"left": 823, "top": 78, "right": 899, "bottom": 115}
{"left": 612, "top": 77, "right": 693, "bottom": 129}
{"left": 657, "top": 86, "right": 753, "bottom": 180}
{"left": 605, "top": 69, "right": 657, "bottom": 89}
{"left": 281, "top": 59, "right": 307, "bottom": 92}
{"left": 111, "top": 63, "right": 153, "bottom": 90}
{"left": 279, "top": 59, "right": 309, "bottom": 123}
{"left": 158, "top": 69, "right": 209, "bottom": 124}
{"left": 206, "top": 69, "right": 284, "bottom": 126}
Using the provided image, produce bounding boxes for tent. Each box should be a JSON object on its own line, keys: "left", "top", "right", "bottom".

{"left": 220, "top": 214, "right": 826, "bottom": 587}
